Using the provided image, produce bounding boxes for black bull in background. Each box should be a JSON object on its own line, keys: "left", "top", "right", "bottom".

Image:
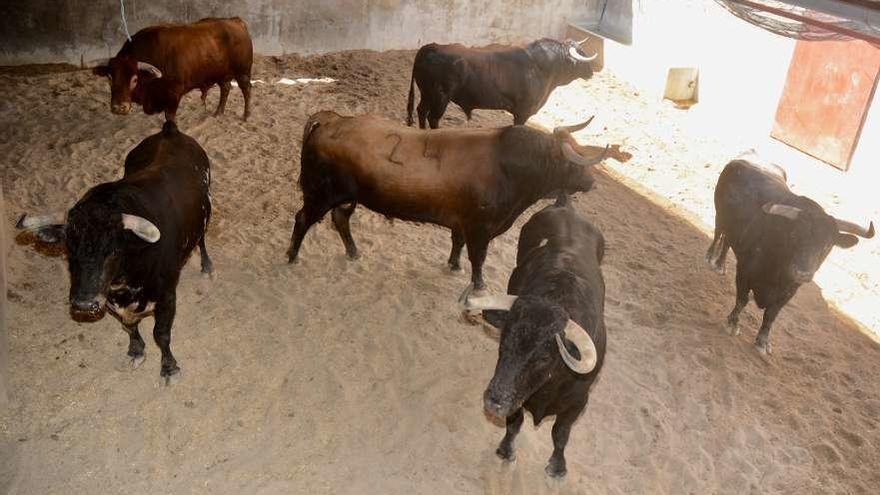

{"left": 460, "top": 194, "right": 607, "bottom": 478}
{"left": 407, "top": 38, "right": 597, "bottom": 128}
{"left": 707, "top": 159, "right": 874, "bottom": 355}
{"left": 16, "top": 121, "right": 213, "bottom": 384}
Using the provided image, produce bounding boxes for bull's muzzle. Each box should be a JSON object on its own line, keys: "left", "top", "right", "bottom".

{"left": 483, "top": 389, "right": 514, "bottom": 418}
{"left": 69, "top": 296, "right": 106, "bottom": 318}
{"left": 111, "top": 103, "right": 132, "bottom": 115}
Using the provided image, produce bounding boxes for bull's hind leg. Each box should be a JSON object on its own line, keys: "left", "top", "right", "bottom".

{"left": 287, "top": 203, "right": 333, "bottom": 263}
{"left": 447, "top": 228, "right": 465, "bottom": 271}
{"left": 417, "top": 99, "right": 429, "bottom": 129}
{"left": 200, "top": 87, "right": 209, "bottom": 112}
{"left": 331, "top": 202, "right": 359, "bottom": 260}
{"left": 215, "top": 81, "right": 232, "bottom": 116}
{"left": 726, "top": 266, "right": 750, "bottom": 336}
{"left": 198, "top": 237, "right": 214, "bottom": 274}
{"left": 428, "top": 96, "right": 450, "bottom": 129}
{"left": 123, "top": 322, "right": 146, "bottom": 369}
{"left": 235, "top": 75, "right": 252, "bottom": 121}
{"left": 496, "top": 408, "right": 524, "bottom": 461}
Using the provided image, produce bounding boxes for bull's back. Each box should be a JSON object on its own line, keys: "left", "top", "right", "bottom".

{"left": 304, "top": 115, "right": 503, "bottom": 224}
{"left": 716, "top": 161, "right": 792, "bottom": 224}
{"left": 123, "top": 128, "right": 210, "bottom": 252}
{"left": 129, "top": 17, "right": 252, "bottom": 83}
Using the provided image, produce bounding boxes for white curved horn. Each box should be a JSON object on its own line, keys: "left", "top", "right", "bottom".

{"left": 136, "top": 61, "right": 162, "bottom": 78}
{"left": 458, "top": 283, "right": 518, "bottom": 312}
{"left": 16, "top": 211, "right": 67, "bottom": 230}
{"left": 569, "top": 46, "right": 598, "bottom": 62}
{"left": 555, "top": 320, "right": 597, "bottom": 374}
{"left": 835, "top": 219, "right": 875, "bottom": 238}
{"left": 762, "top": 203, "right": 801, "bottom": 220}
{"left": 562, "top": 142, "right": 609, "bottom": 167}
{"left": 554, "top": 116, "right": 595, "bottom": 135}
{"left": 121, "top": 214, "right": 161, "bottom": 243}
{"left": 577, "top": 37, "right": 589, "bottom": 45}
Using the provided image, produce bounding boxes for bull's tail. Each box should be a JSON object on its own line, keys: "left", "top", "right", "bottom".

{"left": 162, "top": 120, "right": 179, "bottom": 134}
{"left": 406, "top": 68, "right": 416, "bottom": 127}
{"left": 301, "top": 114, "right": 322, "bottom": 145}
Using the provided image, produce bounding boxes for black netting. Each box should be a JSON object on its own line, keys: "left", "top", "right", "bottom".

{"left": 714, "top": 0, "right": 880, "bottom": 43}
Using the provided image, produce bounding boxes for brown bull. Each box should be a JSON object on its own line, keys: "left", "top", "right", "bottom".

{"left": 287, "top": 111, "right": 610, "bottom": 290}
{"left": 93, "top": 17, "right": 253, "bottom": 121}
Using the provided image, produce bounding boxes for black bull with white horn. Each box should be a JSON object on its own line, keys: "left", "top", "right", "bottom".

{"left": 457, "top": 194, "right": 608, "bottom": 478}
{"left": 707, "top": 159, "right": 874, "bottom": 356}
{"left": 15, "top": 121, "right": 214, "bottom": 384}
{"left": 407, "top": 37, "right": 600, "bottom": 128}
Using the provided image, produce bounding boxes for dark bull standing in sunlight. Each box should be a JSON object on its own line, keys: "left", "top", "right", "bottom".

{"left": 460, "top": 194, "right": 607, "bottom": 478}
{"left": 93, "top": 17, "right": 253, "bottom": 121}
{"left": 406, "top": 38, "right": 597, "bottom": 128}
{"left": 706, "top": 159, "right": 874, "bottom": 355}
{"left": 287, "top": 111, "right": 610, "bottom": 291}
{"left": 16, "top": 122, "right": 213, "bottom": 384}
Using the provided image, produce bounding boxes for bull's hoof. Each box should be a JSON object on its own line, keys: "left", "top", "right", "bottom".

{"left": 727, "top": 322, "right": 741, "bottom": 336}
{"left": 162, "top": 371, "right": 181, "bottom": 387}
{"left": 287, "top": 254, "right": 298, "bottom": 264}
{"left": 545, "top": 461, "right": 567, "bottom": 478}
{"left": 460, "top": 311, "right": 483, "bottom": 326}
{"left": 705, "top": 254, "right": 725, "bottom": 274}
{"left": 755, "top": 340, "right": 772, "bottom": 358}
{"left": 200, "top": 260, "right": 214, "bottom": 275}
{"left": 160, "top": 365, "right": 181, "bottom": 386}
{"left": 495, "top": 445, "right": 515, "bottom": 462}
{"left": 346, "top": 251, "right": 360, "bottom": 261}
{"left": 130, "top": 355, "right": 146, "bottom": 370}
{"left": 447, "top": 262, "right": 462, "bottom": 272}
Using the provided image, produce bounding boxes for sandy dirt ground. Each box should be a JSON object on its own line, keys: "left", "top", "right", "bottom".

{"left": 1, "top": 50, "right": 880, "bottom": 494}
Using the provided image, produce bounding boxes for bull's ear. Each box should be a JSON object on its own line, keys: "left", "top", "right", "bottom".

{"left": 834, "top": 233, "right": 859, "bottom": 249}
{"left": 482, "top": 309, "right": 509, "bottom": 329}
{"left": 93, "top": 65, "right": 110, "bottom": 77}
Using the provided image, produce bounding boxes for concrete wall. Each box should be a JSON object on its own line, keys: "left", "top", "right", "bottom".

{"left": 0, "top": 0, "right": 595, "bottom": 65}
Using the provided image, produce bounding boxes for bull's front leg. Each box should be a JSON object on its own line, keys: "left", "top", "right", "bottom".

{"left": 152, "top": 292, "right": 180, "bottom": 384}
{"left": 123, "top": 322, "right": 146, "bottom": 369}
{"left": 495, "top": 408, "right": 524, "bottom": 461}
{"left": 546, "top": 407, "right": 581, "bottom": 478}
{"left": 754, "top": 293, "right": 793, "bottom": 356}
{"left": 464, "top": 231, "right": 490, "bottom": 292}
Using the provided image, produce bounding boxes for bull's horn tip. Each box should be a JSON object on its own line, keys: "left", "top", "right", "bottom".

{"left": 15, "top": 214, "right": 26, "bottom": 229}
{"left": 867, "top": 221, "right": 875, "bottom": 238}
